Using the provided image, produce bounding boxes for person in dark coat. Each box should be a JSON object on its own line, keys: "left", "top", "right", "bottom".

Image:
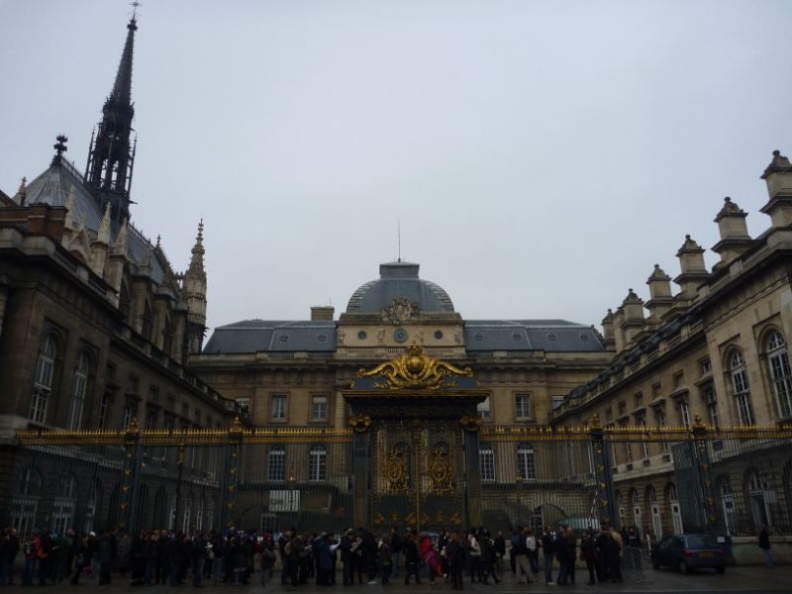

{"left": 97, "top": 530, "right": 115, "bottom": 585}
{"left": 259, "top": 532, "right": 276, "bottom": 585}
{"left": 402, "top": 530, "right": 421, "bottom": 585}
{"left": 603, "top": 529, "right": 622, "bottom": 583}
{"left": 446, "top": 531, "right": 465, "bottom": 591}
{"left": 338, "top": 529, "right": 356, "bottom": 586}
{"left": 70, "top": 532, "right": 89, "bottom": 585}
{"left": 579, "top": 529, "right": 597, "bottom": 585}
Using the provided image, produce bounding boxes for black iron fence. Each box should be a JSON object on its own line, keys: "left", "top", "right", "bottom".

{"left": 3, "top": 418, "right": 791, "bottom": 544}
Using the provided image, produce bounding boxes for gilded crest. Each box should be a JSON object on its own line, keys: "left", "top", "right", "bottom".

{"left": 381, "top": 297, "right": 420, "bottom": 325}
{"left": 358, "top": 344, "right": 473, "bottom": 390}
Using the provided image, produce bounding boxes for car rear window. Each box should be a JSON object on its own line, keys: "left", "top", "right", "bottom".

{"left": 686, "top": 535, "right": 717, "bottom": 547}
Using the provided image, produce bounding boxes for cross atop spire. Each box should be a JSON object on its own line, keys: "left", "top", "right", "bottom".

{"left": 51, "top": 134, "right": 68, "bottom": 166}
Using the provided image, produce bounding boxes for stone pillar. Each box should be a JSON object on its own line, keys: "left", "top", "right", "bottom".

{"left": 461, "top": 416, "right": 483, "bottom": 528}
{"left": 691, "top": 415, "right": 718, "bottom": 533}
{"left": 351, "top": 421, "right": 372, "bottom": 529}
{"left": 118, "top": 418, "right": 140, "bottom": 533}
{"left": 220, "top": 418, "right": 243, "bottom": 529}
{"left": 590, "top": 414, "right": 617, "bottom": 529}
{"left": 0, "top": 436, "right": 19, "bottom": 528}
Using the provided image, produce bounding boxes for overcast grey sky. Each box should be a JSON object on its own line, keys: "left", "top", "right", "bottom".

{"left": 2, "top": 0, "right": 792, "bottom": 337}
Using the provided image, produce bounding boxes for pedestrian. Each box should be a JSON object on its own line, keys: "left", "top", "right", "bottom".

{"left": 541, "top": 526, "right": 555, "bottom": 585}
{"left": 378, "top": 536, "right": 392, "bottom": 586}
{"left": 403, "top": 530, "right": 421, "bottom": 585}
{"left": 758, "top": 524, "right": 774, "bottom": 568}
{"left": 446, "top": 531, "right": 465, "bottom": 591}
{"left": 624, "top": 525, "right": 641, "bottom": 570}
{"left": 579, "top": 529, "right": 597, "bottom": 585}
{"left": 514, "top": 527, "right": 533, "bottom": 584}
{"left": 260, "top": 532, "right": 276, "bottom": 585}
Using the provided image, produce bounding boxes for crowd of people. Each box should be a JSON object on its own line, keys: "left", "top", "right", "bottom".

{"left": 0, "top": 522, "right": 647, "bottom": 588}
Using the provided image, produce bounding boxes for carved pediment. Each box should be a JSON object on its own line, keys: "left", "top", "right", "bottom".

{"left": 358, "top": 344, "right": 473, "bottom": 390}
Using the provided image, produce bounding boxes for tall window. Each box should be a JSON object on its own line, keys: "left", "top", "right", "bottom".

{"left": 477, "top": 396, "right": 491, "bottom": 420}
{"left": 30, "top": 335, "right": 57, "bottom": 423}
{"left": 97, "top": 393, "right": 111, "bottom": 429}
{"left": 515, "top": 394, "right": 531, "bottom": 420}
{"left": 271, "top": 394, "right": 287, "bottom": 421}
{"left": 67, "top": 352, "right": 91, "bottom": 430}
{"left": 679, "top": 401, "right": 691, "bottom": 428}
{"left": 638, "top": 420, "right": 650, "bottom": 458}
{"left": 479, "top": 444, "right": 495, "bottom": 482}
{"left": 697, "top": 388, "right": 716, "bottom": 432}
{"left": 621, "top": 420, "right": 633, "bottom": 462}
{"left": 517, "top": 443, "right": 536, "bottom": 480}
{"left": 309, "top": 444, "right": 327, "bottom": 482}
{"left": 268, "top": 445, "right": 286, "bottom": 482}
{"left": 655, "top": 408, "right": 670, "bottom": 453}
{"left": 730, "top": 351, "right": 756, "bottom": 425}
{"left": 122, "top": 401, "right": 137, "bottom": 429}
{"left": 311, "top": 395, "right": 328, "bottom": 422}
{"left": 767, "top": 331, "right": 792, "bottom": 419}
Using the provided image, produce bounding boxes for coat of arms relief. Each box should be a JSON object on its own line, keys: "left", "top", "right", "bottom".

{"left": 381, "top": 297, "right": 420, "bottom": 325}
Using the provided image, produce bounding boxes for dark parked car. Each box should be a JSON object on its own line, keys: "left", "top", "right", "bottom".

{"left": 651, "top": 534, "right": 727, "bottom": 574}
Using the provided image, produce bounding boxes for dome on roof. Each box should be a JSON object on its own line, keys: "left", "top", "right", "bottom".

{"left": 346, "top": 262, "right": 455, "bottom": 314}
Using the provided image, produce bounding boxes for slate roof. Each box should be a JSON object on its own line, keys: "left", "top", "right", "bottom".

{"left": 24, "top": 158, "right": 166, "bottom": 284}
{"left": 465, "top": 320, "right": 603, "bottom": 352}
{"left": 203, "top": 320, "right": 338, "bottom": 354}
{"left": 204, "top": 318, "right": 602, "bottom": 355}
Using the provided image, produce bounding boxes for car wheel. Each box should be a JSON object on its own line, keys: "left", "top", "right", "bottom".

{"left": 679, "top": 561, "right": 689, "bottom": 574}
{"left": 716, "top": 567, "right": 725, "bottom": 575}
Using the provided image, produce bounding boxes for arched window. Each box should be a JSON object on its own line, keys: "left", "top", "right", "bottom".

{"left": 647, "top": 486, "right": 662, "bottom": 539}
{"left": 268, "top": 445, "right": 286, "bottom": 482}
{"left": 30, "top": 335, "right": 57, "bottom": 423}
{"left": 517, "top": 443, "right": 536, "bottom": 480}
{"left": 719, "top": 477, "right": 737, "bottom": 535}
{"left": 12, "top": 468, "right": 42, "bottom": 538}
{"left": 766, "top": 330, "right": 792, "bottom": 419}
{"left": 729, "top": 351, "right": 755, "bottom": 425}
{"left": 667, "top": 483, "right": 683, "bottom": 534}
{"left": 67, "top": 352, "right": 92, "bottom": 430}
{"left": 53, "top": 475, "right": 77, "bottom": 535}
{"left": 309, "top": 444, "right": 327, "bottom": 482}
{"left": 479, "top": 443, "right": 495, "bottom": 482}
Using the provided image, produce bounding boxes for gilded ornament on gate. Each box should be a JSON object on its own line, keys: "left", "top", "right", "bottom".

{"left": 358, "top": 344, "right": 473, "bottom": 390}
{"left": 384, "top": 445, "right": 410, "bottom": 493}
{"left": 459, "top": 415, "right": 482, "bottom": 433}
{"left": 428, "top": 445, "right": 453, "bottom": 494}
{"left": 349, "top": 415, "right": 372, "bottom": 433}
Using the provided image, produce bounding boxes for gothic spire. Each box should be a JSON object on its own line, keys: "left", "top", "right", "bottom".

{"left": 85, "top": 14, "right": 138, "bottom": 227}
{"left": 110, "top": 15, "right": 137, "bottom": 107}
{"left": 188, "top": 219, "right": 205, "bottom": 274}
{"left": 185, "top": 219, "right": 207, "bottom": 354}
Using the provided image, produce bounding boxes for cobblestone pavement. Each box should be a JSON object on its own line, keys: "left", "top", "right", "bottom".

{"left": 1, "top": 565, "right": 788, "bottom": 594}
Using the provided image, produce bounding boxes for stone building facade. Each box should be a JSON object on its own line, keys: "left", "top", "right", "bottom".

{"left": 553, "top": 151, "right": 792, "bottom": 554}
{"left": 0, "top": 16, "right": 243, "bottom": 536}
{"left": 3, "top": 11, "right": 792, "bottom": 553}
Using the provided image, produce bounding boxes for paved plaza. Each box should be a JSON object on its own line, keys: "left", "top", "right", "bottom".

{"left": 1, "top": 564, "right": 787, "bottom": 594}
